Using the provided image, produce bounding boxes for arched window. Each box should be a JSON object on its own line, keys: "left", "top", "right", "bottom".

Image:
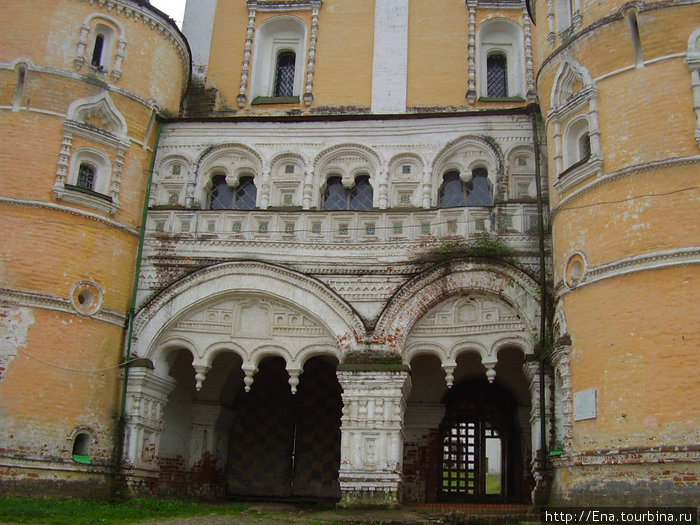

{"left": 72, "top": 433, "right": 92, "bottom": 464}
{"left": 323, "top": 177, "right": 346, "bottom": 210}
{"left": 466, "top": 168, "right": 493, "bottom": 206}
{"left": 77, "top": 162, "right": 97, "bottom": 191}
{"left": 349, "top": 175, "right": 373, "bottom": 210}
{"left": 233, "top": 176, "right": 257, "bottom": 210}
{"left": 91, "top": 34, "right": 105, "bottom": 68}
{"left": 487, "top": 54, "right": 508, "bottom": 98}
{"left": 439, "top": 171, "right": 467, "bottom": 208}
{"left": 274, "top": 51, "right": 296, "bottom": 97}
{"left": 323, "top": 176, "right": 373, "bottom": 210}
{"left": 209, "top": 175, "right": 234, "bottom": 209}
{"left": 564, "top": 117, "right": 591, "bottom": 169}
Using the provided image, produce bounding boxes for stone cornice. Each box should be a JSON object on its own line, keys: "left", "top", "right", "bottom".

{"left": 555, "top": 247, "right": 700, "bottom": 297}
{"left": 0, "top": 288, "right": 127, "bottom": 327}
{"left": 552, "top": 444, "right": 700, "bottom": 468}
{"left": 551, "top": 155, "right": 700, "bottom": 213}
{"left": 0, "top": 196, "right": 139, "bottom": 236}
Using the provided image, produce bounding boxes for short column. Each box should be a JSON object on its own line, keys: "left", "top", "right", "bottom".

{"left": 336, "top": 365, "right": 412, "bottom": 507}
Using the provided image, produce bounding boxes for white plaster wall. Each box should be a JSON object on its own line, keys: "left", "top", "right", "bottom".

{"left": 371, "top": 0, "right": 409, "bottom": 114}
{"left": 182, "top": 0, "right": 218, "bottom": 80}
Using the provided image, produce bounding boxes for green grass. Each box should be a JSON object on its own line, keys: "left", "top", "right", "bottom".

{"left": 0, "top": 497, "right": 248, "bottom": 525}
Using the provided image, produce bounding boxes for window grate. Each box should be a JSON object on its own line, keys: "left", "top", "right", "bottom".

{"left": 349, "top": 176, "right": 373, "bottom": 210}
{"left": 77, "top": 163, "right": 96, "bottom": 191}
{"left": 274, "top": 51, "right": 296, "bottom": 98}
{"left": 466, "top": 169, "right": 493, "bottom": 206}
{"left": 234, "top": 177, "right": 257, "bottom": 210}
{"left": 209, "top": 175, "right": 233, "bottom": 209}
{"left": 487, "top": 54, "right": 507, "bottom": 98}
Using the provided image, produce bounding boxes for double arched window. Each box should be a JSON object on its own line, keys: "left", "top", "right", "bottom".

{"left": 209, "top": 175, "right": 257, "bottom": 210}
{"left": 323, "top": 176, "right": 373, "bottom": 211}
{"left": 438, "top": 169, "right": 493, "bottom": 208}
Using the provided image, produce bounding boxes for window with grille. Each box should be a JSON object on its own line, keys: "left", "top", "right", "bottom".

{"left": 349, "top": 176, "right": 373, "bottom": 210}
{"left": 487, "top": 54, "right": 507, "bottom": 98}
{"left": 324, "top": 176, "right": 373, "bottom": 210}
{"left": 234, "top": 176, "right": 257, "bottom": 210}
{"left": 274, "top": 51, "right": 296, "bottom": 97}
{"left": 439, "top": 171, "right": 467, "bottom": 208}
{"left": 77, "top": 162, "right": 97, "bottom": 191}
{"left": 209, "top": 175, "right": 234, "bottom": 209}
{"left": 466, "top": 168, "right": 493, "bottom": 206}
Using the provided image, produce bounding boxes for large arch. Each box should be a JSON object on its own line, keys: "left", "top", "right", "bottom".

{"left": 375, "top": 260, "right": 541, "bottom": 355}
{"left": 125, "top": 261, "right": 362, "bottom": 497}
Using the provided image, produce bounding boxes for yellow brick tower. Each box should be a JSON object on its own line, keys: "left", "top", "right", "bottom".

{"left": 530, "top": 0, "right": 700, "bottom": 505}
{"left": 0, "top": 0, "right": 188, "bottom": 496}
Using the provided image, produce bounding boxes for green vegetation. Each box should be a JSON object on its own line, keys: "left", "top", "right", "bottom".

{"left": 416, "top": 233, "right": 515, "bottom": 266}
{"left": 0, "top": 497, "right": 247, "bottom": 525}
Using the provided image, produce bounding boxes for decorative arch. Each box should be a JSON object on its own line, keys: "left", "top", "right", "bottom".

{"left": 375, "top": 261, "right": 541, "bottom": 356}
{"left": 132, "top": 261, "right": 363, "bottom": 372}
{"left": 431, "top": 135, "right": 504, "bottom": 205}
{"left": 74, "top": 13, "right": 127, "bottom": 81}
{"left": 194, "top": 143, "right": 264, "bottom": 207}
{"left": 66, "top": 91, "right": 128, "bottom": 137}
{"left": 549, "top": 58, "right": 602, "bottom": 191}
{"left": 476, "top": 18, "right": 526, "bottom": 99}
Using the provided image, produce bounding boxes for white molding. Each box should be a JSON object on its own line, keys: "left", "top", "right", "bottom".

{"left": 0, "top": 196, "right": 139, "bottom": 236}
{"left": 0, "top": 287, "right": 127, "bottom": 327}
{"left": 556, "top": 248, "right": 700, "bottom": 297}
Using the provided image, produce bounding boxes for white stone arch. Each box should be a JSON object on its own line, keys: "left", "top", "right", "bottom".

{"left": 492, "top": 335, "right": 531, "bottom": 358}
{"left": 150, "top": 335, "right": 200, "bottom": 378}
{"left": 431, "top": 135, "right": 503, "bottom": 205}
{"left": 132, "top": 261, "right": 363, "bottom": 367}
{"left": 66, "top": 91, "right": 128, "bottom": 137}
{"left": 250, "top": 15, "right": 308, "bottom": 99}
{"left": 376, "top": 261, "right": 541, "bottom": 356}
{"left": 450, "top": 341, "right": 490, "bottom": 363}
{"left": 201, "top": 342, "right": 248, "bottom": 368}
{"left": 476, "top": 17, "right": 526, "bottom": 99}
{"left": 403, "top": 341, "right": 449, "bottom": 366}
{"left": 313, "top": 143, "right": 382, "bottom": 208}
{"left": 506, "top": 144, "right": 537, "bottom": 199}
{"left": 194, "top": 143, "right": 263, "bottom": 208}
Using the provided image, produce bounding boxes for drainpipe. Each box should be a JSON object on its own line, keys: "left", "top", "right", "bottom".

{"left": 114, "top": 119, "right": 162, "bottom": 488}
{"left": 529, "top": 105, "right": 550, "bottom": 482}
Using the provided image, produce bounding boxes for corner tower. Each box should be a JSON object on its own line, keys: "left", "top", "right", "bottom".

{"left": 529, "top": 0, "right": 700, "bottom": 506}
{"left": 0, "top": 0, "right": 189, "bottom": 496}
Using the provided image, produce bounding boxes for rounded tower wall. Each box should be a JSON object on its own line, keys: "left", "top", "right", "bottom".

{"left": 531, "top": 0, "right": 700, "bottom": 506}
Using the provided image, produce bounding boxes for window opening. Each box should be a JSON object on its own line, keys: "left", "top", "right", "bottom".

{"left": 91, "top": 34, "right": 105, "bottom": 69}
{"left": 439, "top": 171, "right": 467, "bottom": 208}
{"left": 77, "top": 162, "right": 97, "bottom": 191}
{"left": 209, "top": 175, "right": 234, "bottom": 209}
{"left": 274, "top": 51, "right": 296, "bottom": 97}
{"left": 578, "top": 132, "right": 591, "bottom": 162}
{"left": 349, "top": 175, "right": 373, "bottom": 210}
{"left": 72, "top": 433, "right": 92, "bottom": 464}
{"left": 323, "top": 176, "right": 348, "bottom": 210}
{"left": 626, "top": 9, "right": 643, "bottom": 65}
{"left": 487, "top": 54, "right": 508, "bottom": 98}
{"left": 234, "top": 176, "right": 257, "bottom": 210}
{"left": 12, "top": 65, "right": 26, "bottom": 108}
{"left": 466, "top": 168, "right": 493, "bottom": 206}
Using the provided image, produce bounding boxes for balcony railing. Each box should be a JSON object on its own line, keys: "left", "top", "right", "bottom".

{"left": 146, "top": 204, "right": 541, "bottom": 245}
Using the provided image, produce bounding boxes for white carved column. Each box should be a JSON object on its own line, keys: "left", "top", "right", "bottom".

{"left": 523, "top": 359, "right": 553, "bottom": 505}
{"left": 123, "top": 367, "right": 177, "bottom": 473}
{"left": 466, "top": 0, "right": 477, "bottom": 103}
{"left": 550, "top": 341, "right": 573, "bottom": 455}
{"left": 336, "top": 366, "right": 412, "bottom": 507}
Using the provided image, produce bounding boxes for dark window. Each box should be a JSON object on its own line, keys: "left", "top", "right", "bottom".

{"left": 91, "top": 34, "right": 105, "bottom": 68}
{"left": 349, "top": 176, "right": 373, "bottom": 210}
{"left": 487, "top": 54, "right": 507, "bottom": 98}
{"left": 439, "top": 171, "right": 467, "bottom": 208}
{"left": 324, "top": 176, "right": 373, "bottom": 210}
{"left": 578, "top": 132, "right": 591, "bottom": 162}
{"left": 72, "top": 433, "right": 92, "bottom": 464}
{"left": 274, "top": 51, "right": 296, "bottom": 97}
{"left": 209, "top": 175, "right": 234, "bottom": 209}
{"left": 233, "top": 176, "right": 257, "bottom": 210}
{"left": 323, "top": 177, "right": 348, "bottom": 210}
{"left": 466, "top": 168, "right": 493, "bottom": 206}
{"left": 77, "top": 162, "right": 96, "bottom": 190}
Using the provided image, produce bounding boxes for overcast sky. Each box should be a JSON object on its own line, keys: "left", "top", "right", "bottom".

{"left": 150, "top": 0, "right": 187, "bottom": 28}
